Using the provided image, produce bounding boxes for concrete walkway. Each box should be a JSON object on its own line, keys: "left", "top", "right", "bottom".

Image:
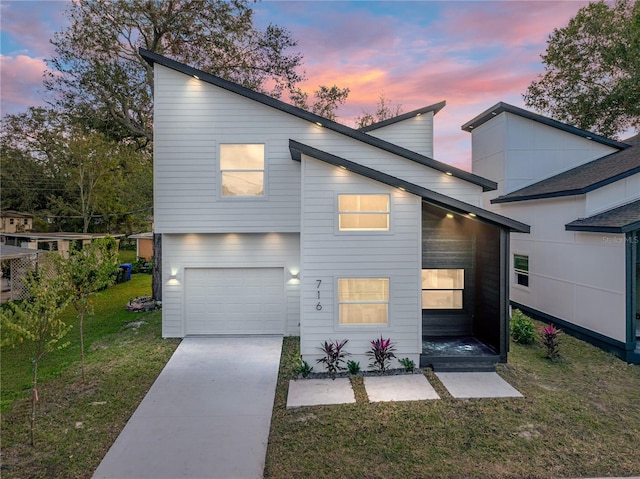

{"left": 92, "top": 336, "right": 283, "bottom": 479}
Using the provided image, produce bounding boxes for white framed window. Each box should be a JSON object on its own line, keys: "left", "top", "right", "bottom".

{"left": 338, "top": 194, "right": 390, "bottom": 231}
{"left": 421, "top": 269, "right": 464, "bottom": 309}
{"left": 514, "top": 254, "right": 529, "bottom": 287}
{"left": 220, "top": 144, "right": 265, "bottom": 197}
{"left": 338, "top": 278, "right": 389, "bottom": 325}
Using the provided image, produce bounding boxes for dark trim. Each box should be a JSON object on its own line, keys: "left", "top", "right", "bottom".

{"left": 359, "top": 101, "right": 446, "bottom": 132}
{"left": 626, "top": 231, "right": 638, "bottom": 349}
{"left": 500, "top": 229, "right": 509, "bottom": 362}
{"left": 462, "top": 102, "right": 631, "bottom": 150}
{"left": 140, "top": 48, "right": 497, "bottom": 192}
{"left": 564, "top": 201, "right": 640, "bottom": 233}
{"left": 565, "top": 221, "right": 640, "bottom": 234}
{"left": 492, "top": 165, "right": 640, "bottom": 204}
{"left": 290, "top": 139, "right": 530, "bottom": 233}
{"left": 511, "top": 301, "right": 640, "bottom": 364}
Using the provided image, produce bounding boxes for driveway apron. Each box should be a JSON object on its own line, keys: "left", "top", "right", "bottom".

{"left": 93, "top": 336, "right": 283, "bottom": 479}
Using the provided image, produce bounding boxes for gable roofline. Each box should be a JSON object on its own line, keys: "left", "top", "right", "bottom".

{"left": 140, "top": 48, "right": 496, "bottom": 192}
{"left": 289, "top": 139, "right": 529, "bottom": 233}
{"left": 359, "top": 101, "right": 446, "bottom": 132}
{"left": 461, "top": 102, "right": 631, "bottom": 150}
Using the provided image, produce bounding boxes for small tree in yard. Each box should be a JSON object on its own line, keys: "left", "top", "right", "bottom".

{"left": 55, "top": 236, "right": 119, "bottom": 381}
{"left": 0, "top": 273, "right": 72, "bottom": 446}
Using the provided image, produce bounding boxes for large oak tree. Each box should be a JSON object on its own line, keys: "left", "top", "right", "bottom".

{"left": 524, "top": 0, "right": 640, "bottom": 137}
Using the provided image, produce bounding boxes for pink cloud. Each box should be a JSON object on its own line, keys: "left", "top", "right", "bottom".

{"left": 0, "top": 55, "right": 51, "bottom": 114}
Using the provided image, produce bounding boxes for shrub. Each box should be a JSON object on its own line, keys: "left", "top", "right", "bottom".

{"left": 367, "top": 336, "right": 396, "bottom": 372}
{"left": 399, "top": 357, "right": 415, "bottom": 372}
{"left": 316, "top": 339, "right": 350, "bottom": 379}
{"left": 540, "top": 324, "right": 562, "bottom": 360}
{"left": 347, "top": 360, "right": 361, "bottom": 375}
{"left": 292, "top": 356, "right": 313, "bottom": 378}
{"left": 511, "top": 309, "right": 536, "bottom": 345}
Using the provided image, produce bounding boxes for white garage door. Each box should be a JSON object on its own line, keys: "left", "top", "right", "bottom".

{"left": 185, "top": 268, "right": 284, "bottom": 335}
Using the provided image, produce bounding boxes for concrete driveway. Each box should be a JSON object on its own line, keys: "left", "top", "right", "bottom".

{"left": 92, "top": 336, "right": 283, "bottom": 479}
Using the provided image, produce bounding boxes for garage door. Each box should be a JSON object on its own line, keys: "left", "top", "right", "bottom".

{"left": 185, "top": 268, "right": 284, "bottom": 335}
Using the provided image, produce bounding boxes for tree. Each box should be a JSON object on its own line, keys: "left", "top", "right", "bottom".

{"left": 55, "top": 236, "right": 119, "bottom": 382}
{"left": 355, "top": 93, "right": 403, "bottom": 128}
{"left": 45, "top": 0, "right": 305, "bottom": 146}
{"left": 1, "top": 271, "right": 72, "bottom": 446}
{"left": 524, "top": 0, "right": 640, "bottom": 137}
{"left": 290, "top": 85, "right": 351, "bottom": 120}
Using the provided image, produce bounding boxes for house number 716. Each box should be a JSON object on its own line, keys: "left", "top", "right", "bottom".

{"left": 316, "top": 280, "right": 322, "bottom": 310}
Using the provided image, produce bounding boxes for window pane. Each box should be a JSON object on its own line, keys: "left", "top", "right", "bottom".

{"left": 221, "top": 172, "right": 264, "bottom": 196}
{"left": 422, "top": 269, "right": 464, "bottom": 289}
{"left": 516, "top": 273, "right": 529, "bottom": 287}
{"left": 338, "top": 194, "right": 389, "bottom": 212}
{"left": 339, "top": 213, "right": 389, "bottom": 230}
{"left": 220, "top": 144, "right": 264, "bottom": 170}
{"left": 514, "top": 254, "right": 529, "bottom": 272}
{"left": 422, "top": 290, "right": 463, "bottom": 309}
{"left": 338, "top": 278, "right": 389, "bottom": 301}
{"left": 340, "top": 304, "right": 388, "bottom": 324}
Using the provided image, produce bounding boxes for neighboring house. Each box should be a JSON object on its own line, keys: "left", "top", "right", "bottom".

{"left": 2, "top": 232, "right": 124, "bottom": 259}
{"left": 0, "top": 244, "right": 50, "bottom": 302}
{"left": 128, "top": 232, "right": 154, "bottom": 261}
{"left": 141, "top": 49, "right": 529, "bottom": 372}
{"left": 465, "top": 102, "right": 639, "bottom": 364}
{"left": 0, "top": 211, "right": 33, "bottom": 235}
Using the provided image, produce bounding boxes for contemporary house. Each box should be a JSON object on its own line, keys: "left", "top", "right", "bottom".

{"left": 465, "top": 103, "right": 639, "bottom": 363}
{"left": 141, "top": 49, "right": 529, "bottom": 371}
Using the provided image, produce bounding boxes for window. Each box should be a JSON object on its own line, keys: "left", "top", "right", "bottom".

{"left": 220, "top": 144, "right": 264, "bottom": 197}
{"left": 421, "top": 269, "right": 464, "bottom": 309}
{"left": 338, "top": 194, "right": 389, "bottom": 231}
{"left": 24, "top": 219, "right": 29, "bottom": 225}
{"left": 9, "top": 219, "right": 14, "bottom": 225}
{"left": 514, "top": 254, "right": 529, "bottom": 287}
{"left": 338, "top": 278, "right": 389, "bottom": 325}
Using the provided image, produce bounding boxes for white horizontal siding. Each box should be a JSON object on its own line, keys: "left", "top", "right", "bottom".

{"left": 585, "top": 172, "right": 640, "bottom": 216}
{"left": 365, "top": 112, "right": 434, "bottom": 158}
{"left": 161, "top": 233, "right": 300, "bottom": 337}
{"left": 154, "top": 65, "right": 483, "bottom": 233}
{"left": 299, "top": 157, "right": 422, "bottom": 369}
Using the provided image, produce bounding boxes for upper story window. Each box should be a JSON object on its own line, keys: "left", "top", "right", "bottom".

{"left": 220, "top": 144, "right": 265, "bottom": 197}
{"left": 514, "top": 254, "right": 529, "bottom": 287}
{"left": 338, "top": 278, "right": 389, "bottom": 325}
{"left": 422, "top": 269, "right": 464, "bottom": 309}
{"left": 338, "top": 194, "right": 389, "bottom": 231}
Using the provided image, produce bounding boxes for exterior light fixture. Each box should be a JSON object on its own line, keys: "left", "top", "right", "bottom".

{"left": 468, "top": 212, "right": 477, "bottom": 217}
{"left": 340, "top": 165, "right": 348, "bottom": 170}
{"left": 316, "top": 122, "right": 323, "bottom": 127}
{"left": 445, "top": 171, "right": 453, "bottom": 176}
{"left": 398, "top": 186, "right": 406, "bottom": 191}
{"left": 193, "top": 75, "right": 200, "bottom": 80}
{"left": 446, "top": 213, "right": 454, "bottom": 219}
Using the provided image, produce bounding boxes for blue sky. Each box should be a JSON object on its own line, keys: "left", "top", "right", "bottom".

{"left": 0, "top": 0, "right": 589, "bottom": 169}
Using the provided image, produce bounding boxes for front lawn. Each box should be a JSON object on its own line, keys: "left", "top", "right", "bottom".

{"left": 0, "top": 275, "right": 180, "bottom": 479}
{"left": 265, "top": 332, "right": 640, "bottom": 479}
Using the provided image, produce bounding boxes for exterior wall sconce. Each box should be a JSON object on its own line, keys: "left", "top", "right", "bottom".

{"left": 290, "top": 272, "right": 300, "bottom": 280}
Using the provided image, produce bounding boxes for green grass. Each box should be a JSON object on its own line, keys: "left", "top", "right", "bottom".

{"left": 265, "top": 330, "right": 640, "bottom": 479}
{"left": 117, "top": 249, "right": 136, "bottom": 264}
{"left": 1, "top": 275, "right": 180, "bottom": 478}
{"left": 3, "top": 288, "right": 639, "bottom": 478}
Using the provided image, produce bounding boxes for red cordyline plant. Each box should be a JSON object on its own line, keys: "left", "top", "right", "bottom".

{"left": 367, "top": 336, "right": 396, "bottom": 372}
{"left": 540, "top": 324, "right": 562, "bottom": 360}
{"left": 317, "top": 339, "right": 350, "bottom": 379}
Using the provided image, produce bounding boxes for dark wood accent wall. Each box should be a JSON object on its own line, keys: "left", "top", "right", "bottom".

{"left": 421, "top": 202, "right": 505, "bottom": 356}
{"left": 421, "top": 203, "right": 476, "bottom": 336}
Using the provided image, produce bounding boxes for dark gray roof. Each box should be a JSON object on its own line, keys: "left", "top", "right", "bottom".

{"left": 565, "top": 200, "right": 640, "bottom": 233}
{"left": 492, "top": 134, "right": 640, "bottom": 204}
{"left": 462, "top": 102, "right": 630, "bottom": 150}
{"left": 0, "top": 244, "right": 44, "bottom": 260}
{"left": 139, "top": 48, "right": 496, "bottom": 192}
{"left": 289, "top": 139, "right": 530, "bottom": 233}
{"left": 359, "top": 101, "right": 446, "bottom": 132}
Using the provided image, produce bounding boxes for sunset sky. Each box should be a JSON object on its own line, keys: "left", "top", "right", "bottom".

{"left": 0, "top": 0, "right": 590, "bottom": 169}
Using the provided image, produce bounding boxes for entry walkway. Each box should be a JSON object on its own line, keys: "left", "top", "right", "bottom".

{"left": 93, "top": 336, "right": 283, "bottom": 479}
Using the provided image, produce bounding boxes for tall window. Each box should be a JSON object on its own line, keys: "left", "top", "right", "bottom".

{"left": 220, "top": 144, "right": 264, "bottom": 197}
{"left": 514, "top": 254, "right": 529, "bottom": 287}
{"left": 422, "top": 269, "right": 464, "bottom": 309}
{"left": 338, "top": 194, "right": 389, "bottom": 231}
{"left": 338, "top": 278, "right": 389, "bottom": 325}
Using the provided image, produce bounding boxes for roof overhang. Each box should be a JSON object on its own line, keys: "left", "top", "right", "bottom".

{"left": 359, "top": 101, "right": 447, "bottom": 132}
{"left": 565, "top": 200, "right": 640, "bottom": 233}
{"left": 289, "top": 140, "right": 530, "bottom": 233}
{"left": 462, "top": 102, "right": 631, "bottom": 151}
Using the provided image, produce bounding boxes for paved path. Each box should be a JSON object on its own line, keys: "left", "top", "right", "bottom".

{"left": 93, "top": 336, "right": 283, "bottom": 479}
